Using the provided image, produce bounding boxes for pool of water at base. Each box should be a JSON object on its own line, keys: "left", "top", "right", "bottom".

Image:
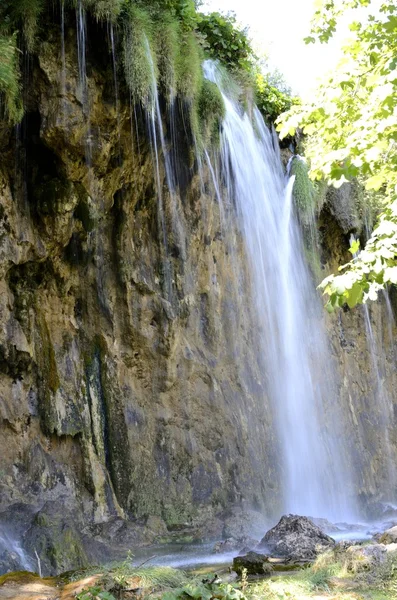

{"left": 128, "top": 520, "right": 394, "bottom": 572}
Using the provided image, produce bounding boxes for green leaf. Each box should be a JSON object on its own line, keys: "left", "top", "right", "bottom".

{"left": 346, "top": 282, "right": 363, "bottom": 308}
{"left": 349, "top": 239, "right": 360, "bottom": 255}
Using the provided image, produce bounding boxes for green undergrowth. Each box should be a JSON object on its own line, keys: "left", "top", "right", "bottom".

{"left": 248, "top": 548, "right": 397, "bottom": 600}
{"left": 0, "top": 33, "right": 23, "bottom": 122}
{"left": 71, "top": 556, "right": 246, "bottom": 600}
{"left": 290, "top": 156, "right": 318, "bottom": 215}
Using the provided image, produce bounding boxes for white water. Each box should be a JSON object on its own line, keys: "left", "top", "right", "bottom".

{"left": 204, "top": 61, "right": 355, "bottom": 521}
{"left": 0, "top": 531, "right": 33, "bottom": 572}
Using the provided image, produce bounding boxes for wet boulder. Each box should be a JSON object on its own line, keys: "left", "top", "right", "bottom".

{"left": 233, "top": 551, "right": 272, "bottom": 575}
{"left": 258, "top": 514, "right": 335, "bottom": 561}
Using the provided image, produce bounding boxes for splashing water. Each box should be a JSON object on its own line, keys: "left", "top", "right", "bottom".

{"left": 0, "top": 530, "right": 33, "bottom": 572}
{"left": 204, "top": 61, "right": 355, "bottom": 521}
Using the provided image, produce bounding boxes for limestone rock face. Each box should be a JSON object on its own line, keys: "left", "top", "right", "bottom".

{"left": 258, "top": 515, "right": 335, "bottom": 560}
{"left": 0, "top": 8, "right": 397, "bottom": 578}
{"left": 0, "top": 14, "right": 280, "bottom": 574}
{"left": 319, "top": 203, "right": 397, "bottom": 510}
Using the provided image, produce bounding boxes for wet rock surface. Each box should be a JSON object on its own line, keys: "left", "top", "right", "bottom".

{"left": 258, "top": 515, "right": 335, "bottom": 561}
{"left": 233, "top": 551, "right": 272, "bottom": 576}
{"left": 1, "top": 2, "right": 397, "bottom": 580}
{"left": 0, "top": 11, "right": 278, "bottom": 575}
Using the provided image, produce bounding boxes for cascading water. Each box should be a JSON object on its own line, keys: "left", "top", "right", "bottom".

{"left": 362, "top": 304, "right": 397, "bottom": 495}
{"left": 204, "top": 61, "right": 355, "bottom": 520}
{"left": 0, "top": 531, "right": 33, "bottom": 572}
{"left": 144, "top": 37, "right": 189, "bottom": 303}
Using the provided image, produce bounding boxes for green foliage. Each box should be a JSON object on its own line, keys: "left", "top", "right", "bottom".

{"left": 138, "top": 0, "right": 198, "bottom": 30}
{"left": 82, "top": 0, "right": 125, "bottom": 22}
{"left": 174, "top": 30, "right": 203, "bottom": 101}
{"left": 255, "top": 73, "right": 296, "bottom": 123}
{"left": 77, "top": 587, "right": 116, "bottom": 600}
{"left": 0, "top": 0, "right": 292, "bottom": 152}
{"left": 122, "top": 4, "right": 155, "bottom": 104}
{"left": 160, "top": 577, "right": 247, "bottom": 600}
{"left": 195, "top": 78, "right": 225, "bottom": 147}
{"left": 290, "top": 156, "right": 317, "bottom": 214}
{"left": 197, "top": 12, "right": 254, "bottom": 74}
{"left": 155, "top": 15, "right": 181, "bottom": 96}
{"left": 0, "top": 0, "right": 45, "bottom": 51}
{"left": 0, "top": 34, "right": 22, "bottom": 122}
{"left": 277, "top": 0, "right": 397, "bottom": 308}
{"left": 320, "top": 200, "right": 397, "bottom": 311}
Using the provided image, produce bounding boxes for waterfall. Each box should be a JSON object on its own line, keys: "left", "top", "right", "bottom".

{"left": 204, "top": 61, "right": 355, "bottom": 520}
{"left": 0, "top": 531, "right": 33, "bottom": 572}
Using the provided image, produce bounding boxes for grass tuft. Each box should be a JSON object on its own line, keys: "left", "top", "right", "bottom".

{"left": 0, "top": 34, "right": 23, "bottom": 123}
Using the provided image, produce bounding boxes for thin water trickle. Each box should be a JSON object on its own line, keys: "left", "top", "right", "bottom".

{"left": 204, "top": 60, "right": 355, "bottom": 521}
{"left": 109, "top": 23, "right": 121, "bottom": 139}
{"left": 362, "top": 304, "right": 396, "bottom": 494}
{"left": 61, "top": 1, "right": 66, "bottom": 102}
{"left": 144, "top": 37, "right": 189, "bottom": 301}
{"left": 383, "top": 289, "right": 395, "bottom": 352}
{"left": 76, "top": 0, "right": 92, "bottom": 165}
{"left": 145, "top": 38, "right": 172, "bottom": 300}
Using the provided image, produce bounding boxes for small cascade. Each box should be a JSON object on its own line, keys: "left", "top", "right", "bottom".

{"left": 204, "top": 60, "right": 355, "bottom": 521}
{"left": 76, "top": 0, "right": 92, "bottom": 165}
{"left": 383, "top": 289, "right": 396, "bottom": 354}
{"left": 0, "top": 531, "right": 33, "bottom": 572}
{"left": 143, "top": 37, "right": 187, "bottom": 302}
{"left": 61, "top": 1, "right": 66, "bottom": 103}
{"left": 109, "top": 23, "right": 121, "bottom": 143}
{"left": 362, "top": 304, "right": 396, "bottom": 496}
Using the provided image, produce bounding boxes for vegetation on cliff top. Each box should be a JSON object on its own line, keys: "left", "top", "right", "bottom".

{"left": 0, "top": 0, "right": 293, "bottom": 137}
{"left": 277, "top": 0, "right": 397, "bottom": 310}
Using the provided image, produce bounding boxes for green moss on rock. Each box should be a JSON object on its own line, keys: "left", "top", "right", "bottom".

{"left": 196, "top": 79, "right": 225, "bottom": 148}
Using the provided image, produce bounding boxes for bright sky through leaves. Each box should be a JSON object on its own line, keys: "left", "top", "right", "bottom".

{"left": 201, "top": 0, "right": 379, "bottom": 97}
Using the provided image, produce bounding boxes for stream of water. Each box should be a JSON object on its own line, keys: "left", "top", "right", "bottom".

{"left": 203, "top": 61, "right": 355, "bottom": 521}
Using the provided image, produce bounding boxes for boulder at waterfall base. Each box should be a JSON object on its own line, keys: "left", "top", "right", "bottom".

{"left": 233, "top": 551, "right": 273, "bottom": 575}
{"left": 258, "top": 514, "right": 335, "bottom": 560}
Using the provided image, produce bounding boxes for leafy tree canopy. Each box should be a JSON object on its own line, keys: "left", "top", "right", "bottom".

{"left": 277, "top": 0, "right": 397, "bottom": 309}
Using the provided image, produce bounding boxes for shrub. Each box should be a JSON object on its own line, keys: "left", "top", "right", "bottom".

{"left": 197, "top": 12, "right": 254, "bottom": 74}
{"left": 196, "top": 78, "right": 225, "bottom": 146}
{"left": 122, "top": 4, "right": 155, "bottom": 104}
{"left": 255, "top": 72, "right": 295, "bottom": 123}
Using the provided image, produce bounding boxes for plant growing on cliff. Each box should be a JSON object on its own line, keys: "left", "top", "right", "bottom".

{"left": 277, "top": 0, "right": 397, "bottom": 309}
{"left": 197, "top": 11, "right": 254, "bottom": 75}
{"left": 255, "top": 72, "right": 296, "bottom": 124}
{"left": 195, "top": 78, "right": 225, "bottom": 147}
{"left": 289, "top": 156, "right": 318, "bottom": 215}
{"left": 122, "top": 4, "right": 155, "bottom": 104}
{"left": 0, "top": 34, "right": 23, "bottom": 122}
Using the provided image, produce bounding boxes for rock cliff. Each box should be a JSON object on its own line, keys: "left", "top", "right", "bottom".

{"left": 0, "top": 11, "right": 396, "bottom": 576}
{"left": 0, "top": 14, "right": 278, "bottom": 575}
